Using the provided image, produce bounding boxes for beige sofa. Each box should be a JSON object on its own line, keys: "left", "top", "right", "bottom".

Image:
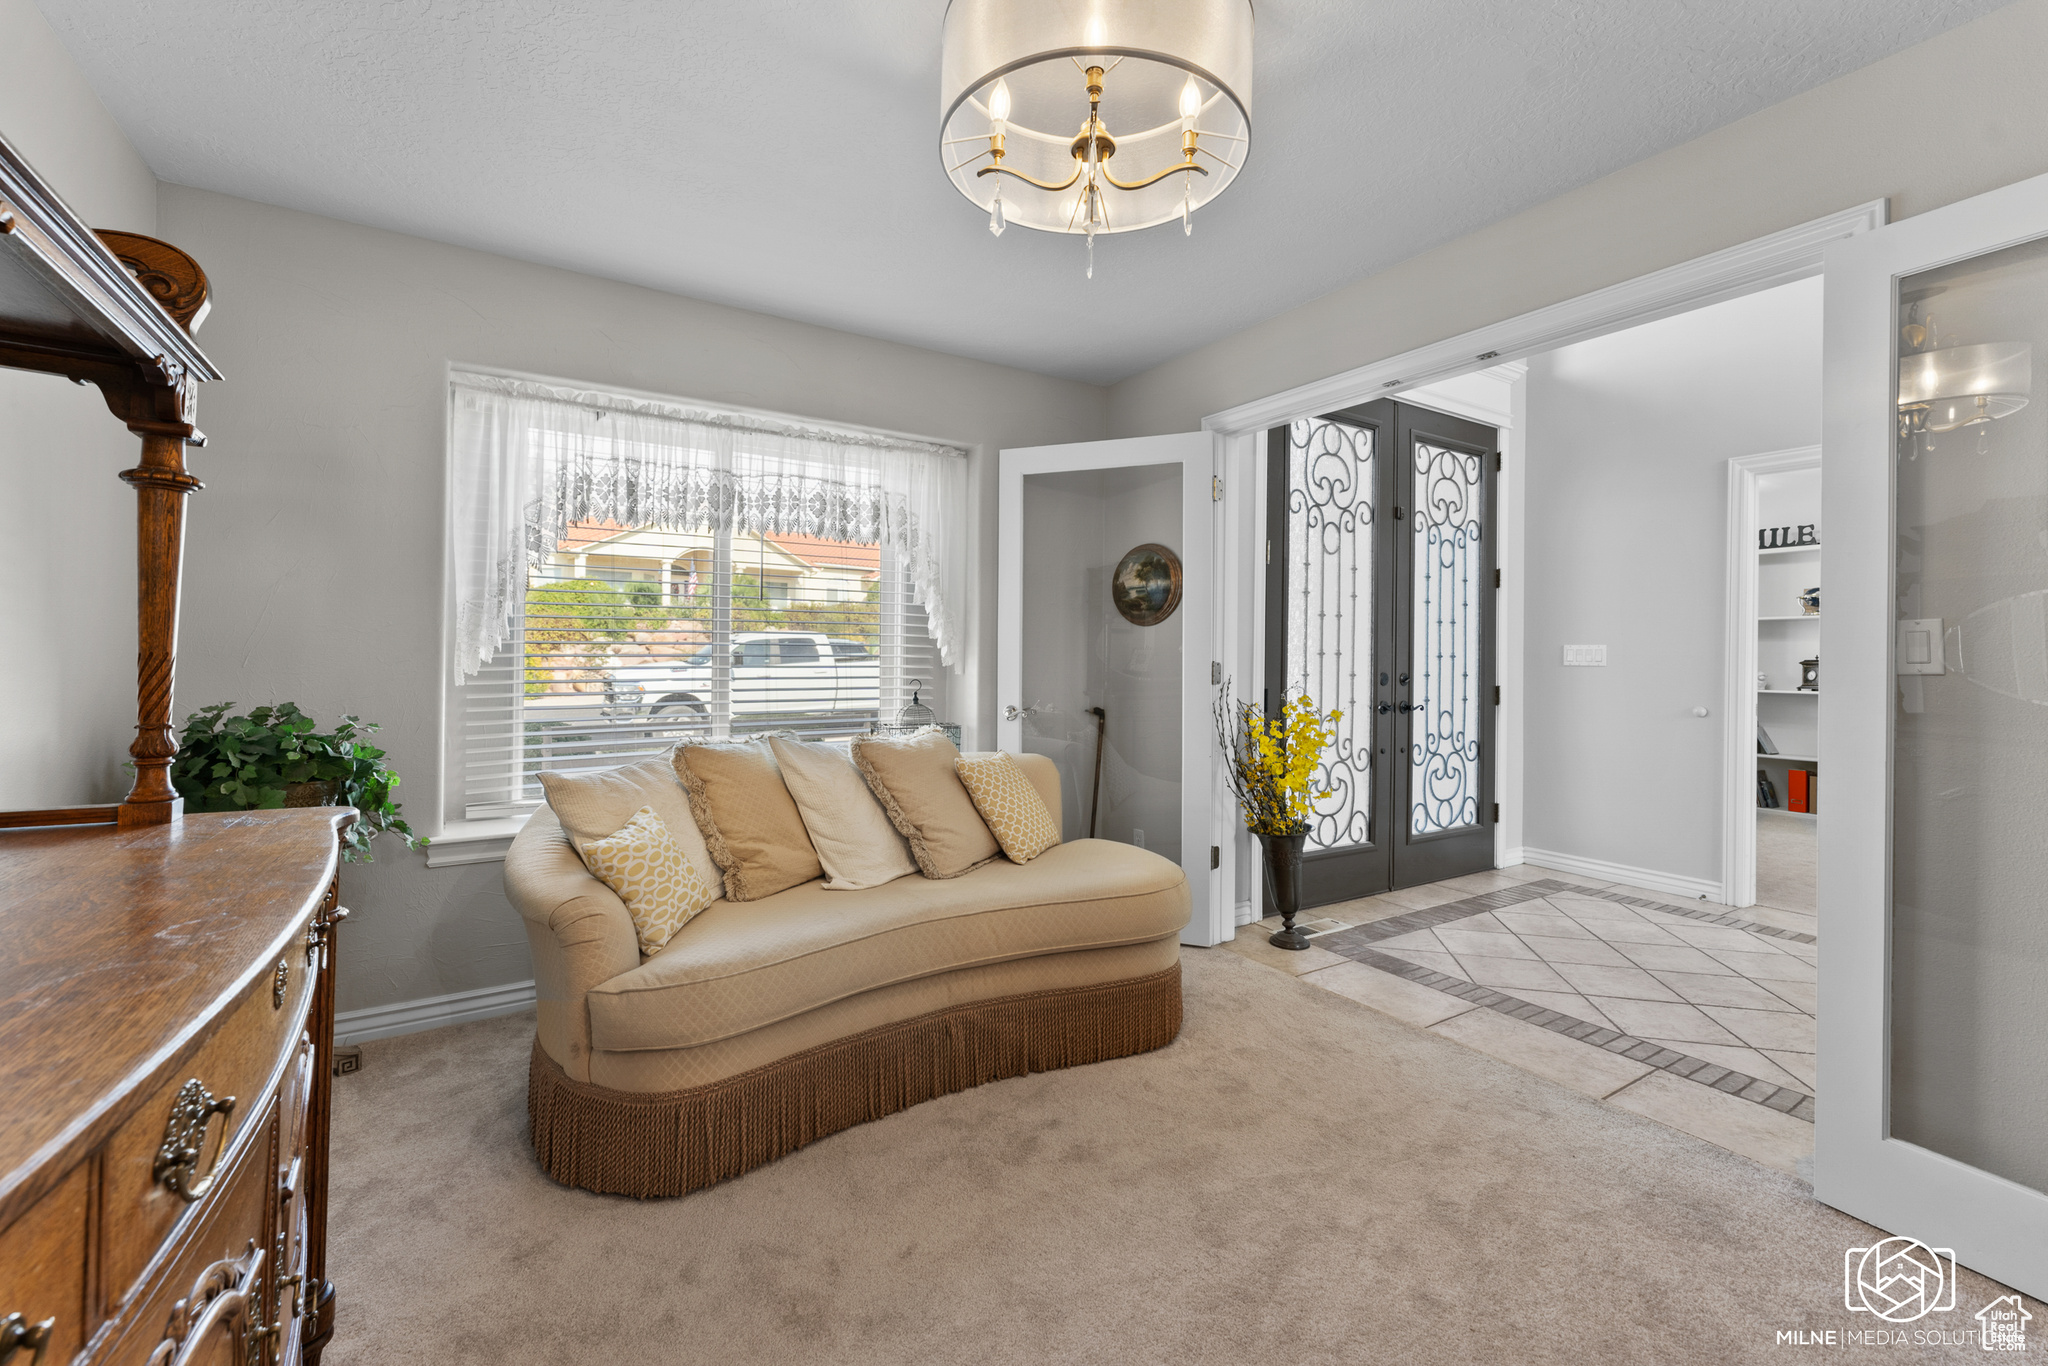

{"left": 505, "top": 753, "right": 1190, "bottom": 1197}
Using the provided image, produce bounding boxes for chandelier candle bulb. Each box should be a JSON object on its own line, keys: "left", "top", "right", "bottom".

{"left": 939, "top": 0, "right": 1252, "bottom": 264}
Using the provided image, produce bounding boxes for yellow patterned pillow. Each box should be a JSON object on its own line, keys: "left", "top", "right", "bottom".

{"left": 579, "top": 805, "right": 718, "bottom": 956}
{"left": 954, "top": 752, "right": 1061, "bottom": 864}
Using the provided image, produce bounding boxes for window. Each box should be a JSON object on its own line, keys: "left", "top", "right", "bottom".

{"left": 449, "top": 371, "right": 966, "bottom": 821}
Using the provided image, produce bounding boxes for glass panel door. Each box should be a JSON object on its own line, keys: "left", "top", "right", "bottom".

{"left": 1408, "top": 438, "right": 1487, "bottom": 838}
{"left": 1265, "top": 399, "right": 1497, "bottom": 906}
{"left": 1391, "top": 404, "right": 1498, "bottom": 886}
{"left": 1890, "top": 240, "right": 2048, "bottom": 1197}
{"left": 1818, "top": 168, "right": 2048, "bottom": 1300}
{"left": 1288, "top": 416, "right": 1377, "bottom": 849}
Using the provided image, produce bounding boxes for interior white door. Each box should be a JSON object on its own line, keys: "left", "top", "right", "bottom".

{"left": 1820, "top": 169, "right": 2048, "bottom": 1299}
{"left": 998, "top": 433, "right": 1224, "bottom": 946}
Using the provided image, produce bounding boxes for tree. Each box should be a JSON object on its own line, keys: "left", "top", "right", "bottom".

{"left": 524, "top": 578, "right": 635, "bottom": 694}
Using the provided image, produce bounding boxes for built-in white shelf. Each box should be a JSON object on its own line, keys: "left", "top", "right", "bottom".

{"left": 1759, "top": 544, "right": 1821, "bottom": 557}
{"left": 1757, "top": 753, "right": 1818, "bottom": 763}
{"left": 1759, "top": 614, "right": 1820, "bottom": 621}
{"left": 1759, "top": 688, "right": 1818, "bottom": 696}
{"left": 1760, "top": 810, "right": 1818, "bottom": 822}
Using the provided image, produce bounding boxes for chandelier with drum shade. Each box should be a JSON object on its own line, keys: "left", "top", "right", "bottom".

{"left": 939, "top": 0, "right": 1254, "bottom": 277}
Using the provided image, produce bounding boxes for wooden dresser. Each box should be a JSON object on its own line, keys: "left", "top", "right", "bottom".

{"left": 0, "top": 811, "right": 350, "bottom": 1366}
{"left": 0, "top": 127, "right": 349, "bottom": 1365}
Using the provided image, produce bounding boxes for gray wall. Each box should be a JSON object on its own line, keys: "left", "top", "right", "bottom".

{"left": 152, "top": 185, "right": 1110, "bottom": 1013}
{"left": 1520, "top": 279, "right": 1821, "bottom": 883}
{"left": 1019, "top": 465, "right": 1183, "bottom": 858}
{"left": 1106, "top": 0, "right": 2048, "bottom": 438}
{"left": 0, "top": 0, "right": 159, "bottom": 807}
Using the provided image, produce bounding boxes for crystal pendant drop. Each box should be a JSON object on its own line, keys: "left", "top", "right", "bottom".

{"left": 989, "top": 192, "right": 1005, "bottom": 237}
{"left": 1085, "top": 229, "right": 1094, "bottom": 280}
{"left": 1183, "top": 189, "right": 1193, "bottom": 237}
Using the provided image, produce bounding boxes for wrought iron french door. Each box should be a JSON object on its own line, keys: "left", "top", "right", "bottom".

{"left": 1265, "top": 399, "right": 1497, "bottom": 907}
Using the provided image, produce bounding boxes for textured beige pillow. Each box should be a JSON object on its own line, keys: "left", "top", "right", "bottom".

{"left": 849, "top": 729, "right": 1000, "bottom": 879}
{"left": 767, "top": 736, "right": 917, "bottom": 890}
{"left": 955, "top": 752, "right": 1061, "bottom": 864}
{"left": 674, "top": 738, "right": 822, "bottom": 901}
{"left": 579, "top": 806, "right": 719, "bottom": 955}
{"left": 537, "top": 752, "right": 720, "bottom": 893}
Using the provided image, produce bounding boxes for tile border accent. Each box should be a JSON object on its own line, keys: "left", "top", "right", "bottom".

{"left": 1547, "top": 882, "right": 1818, "bottom": 946}
{"left": 1315, "top": 879, "right": 1816, "bottom": 1123}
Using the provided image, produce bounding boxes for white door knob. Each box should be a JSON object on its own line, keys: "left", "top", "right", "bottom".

{"left": 1692, "top": 707, "right": 1710, "bottom": 717}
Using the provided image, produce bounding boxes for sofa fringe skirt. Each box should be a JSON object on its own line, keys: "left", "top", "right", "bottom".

{"left": 527, "top": 962, "right": 1183, "bottom": 1198}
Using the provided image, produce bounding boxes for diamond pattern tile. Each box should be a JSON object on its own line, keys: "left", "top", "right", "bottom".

{"left": 1314, "top": 875, "right": 1820, "bottom": 1123}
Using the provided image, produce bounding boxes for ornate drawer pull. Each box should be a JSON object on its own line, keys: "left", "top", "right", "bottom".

{"left": 0, "top": 1313, "right": 55, "bottom": 1366}
{"left": 153, "top": 1079, "right": 237, "bottom": 1202}
{"left": 144, "top": 1243, "right": 263, "bottom": 1366}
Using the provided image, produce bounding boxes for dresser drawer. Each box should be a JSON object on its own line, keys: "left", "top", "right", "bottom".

{"left": 99, "top": 944, "right": 314, "bottom": 1314}
{"left": 0, "top": 1161, "right": 90, "bottom": 1366}
{"left": 100, "top": 1100, "right": 279, "bottom": 1366}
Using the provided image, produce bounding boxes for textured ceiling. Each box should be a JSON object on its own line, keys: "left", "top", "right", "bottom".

{"left": 34, "top": 0, "right": 2006, "bottom": 383}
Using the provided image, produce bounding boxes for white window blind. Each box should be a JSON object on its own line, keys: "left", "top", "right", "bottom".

{"left": 448, "top": 372, "right": 964, "bottom": 820}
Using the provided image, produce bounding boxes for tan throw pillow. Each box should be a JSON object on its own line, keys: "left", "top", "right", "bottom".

{"left": 955, "top": 752, "right": 1061, "bottom": 865}
{"left": 849, "top": 729, "right": 1000, "bottom": 879}
{"left": 674, "top": 738, "right": 822, "bottom": 901}
{"left": 767, "top": 736, "right": 917, "bottom": 890}
{"left": 538, "top": 752, "right": 720, "bottom": 893}
{"left": 578, "top": 806, "right": 718, "bottom": 956}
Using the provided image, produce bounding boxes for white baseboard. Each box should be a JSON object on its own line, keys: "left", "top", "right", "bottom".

{"left": 1233, "top": 899, "right": 1257, "bottom": 927}
{"left": 335, "top": 979, "right": 537, "bottom": 1046}
{"left": 1517, "top": 847, "right": 1723, "bottom": 904}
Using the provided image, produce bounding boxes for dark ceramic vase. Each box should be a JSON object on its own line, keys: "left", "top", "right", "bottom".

{"left": 1261, "top": 831, "right": 1311, "bottom": 950}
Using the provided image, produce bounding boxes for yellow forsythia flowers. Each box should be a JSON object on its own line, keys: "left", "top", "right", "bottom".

{"left": 1214, "top": 689, "right": 1342, "bottom": 836}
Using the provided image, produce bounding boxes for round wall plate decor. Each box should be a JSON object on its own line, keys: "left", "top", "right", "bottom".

{"left": 1112, "top": 543, "right": 1183, "bottom": 626}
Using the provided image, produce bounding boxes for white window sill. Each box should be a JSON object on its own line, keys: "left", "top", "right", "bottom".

{"left": 425, "top": 814, "right": 532, "bottom": 868}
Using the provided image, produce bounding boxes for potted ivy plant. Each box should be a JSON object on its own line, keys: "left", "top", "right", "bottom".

{"left": 169, "top": 701, "right": 425, "bottom": 861}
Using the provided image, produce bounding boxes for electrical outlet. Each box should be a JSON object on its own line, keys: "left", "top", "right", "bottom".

{"left": 1562, "top": 644, "right": 1607, "bottom": 667}
{"left": 1131, "top": 829, "right": 1146, "bottom": 849}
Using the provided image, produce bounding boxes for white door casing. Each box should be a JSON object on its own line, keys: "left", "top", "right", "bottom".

{"left": 1818, "top": 170, "right": 2048, "bottom": 1299}
{"left": 998, "top": 433, "right": 1226, "bottom": 946}
{"left": 1721, "top": 445, "right": 1822, "bottom": 910}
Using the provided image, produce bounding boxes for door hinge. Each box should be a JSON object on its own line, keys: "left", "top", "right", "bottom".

{"left": 1210, "top": 661, "right": 1222, "bottom": 685}
{"left": 1494, "top": 685, "right": 1500, "bottom": 705}
{"left": 1212, "top": 475, "right": 1223, "bottom": 501}
{"left": 1265, "top": 538, "right": 1271, "bottom": 565}
{"left": 1210, "top": 845, "right": 1220, "bottom": 870}
{"left": 1495, "top": 451, "right": 1502, "bottom": 472}
{"left": 1492, "top": 802, "right": 1500, "bottom": 822}
{"left": 1496, "top": 568, "right": 1502, "bottom": 588}
{"left": 1393, "top": 506, "right": 1405, "bottom": 521}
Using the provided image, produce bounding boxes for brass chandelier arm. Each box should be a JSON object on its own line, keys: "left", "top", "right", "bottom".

{"left": 976, "top": 162, "right": 1085, "bottom": 192}
{"left": 1098, "top": 160, "right": 1210, "bottom": 192}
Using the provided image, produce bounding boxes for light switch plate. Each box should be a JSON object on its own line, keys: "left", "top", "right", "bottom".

{"left": 1898, "top": 618, "right": 1944, "bottom": 675}
{"left": 1562, "top": 644, "right": 1607, "bottom": 666}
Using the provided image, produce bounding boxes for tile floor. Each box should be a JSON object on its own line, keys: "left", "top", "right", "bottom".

{"left": 1229, "top": 863, "right": 1821, "bottom": 1177}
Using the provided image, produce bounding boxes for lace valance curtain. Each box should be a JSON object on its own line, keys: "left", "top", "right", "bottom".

{"left": 449, "top": 371, "right": 969, "bottom": 681}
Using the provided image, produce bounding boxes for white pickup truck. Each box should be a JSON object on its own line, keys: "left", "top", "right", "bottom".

{"left": 601, "top": 630, "right": 881, "bottom": 730}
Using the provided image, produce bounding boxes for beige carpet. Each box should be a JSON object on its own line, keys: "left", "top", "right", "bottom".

{"left": 325, "top": 948, "right": 2026, "bottom": 1364}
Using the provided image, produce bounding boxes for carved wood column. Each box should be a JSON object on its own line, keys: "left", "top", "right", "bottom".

{"left": 93, "top": 232, "right": 213, "bottom": 829}
{"left": 117, "top": 418, "right": 203, "bottom": 827}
